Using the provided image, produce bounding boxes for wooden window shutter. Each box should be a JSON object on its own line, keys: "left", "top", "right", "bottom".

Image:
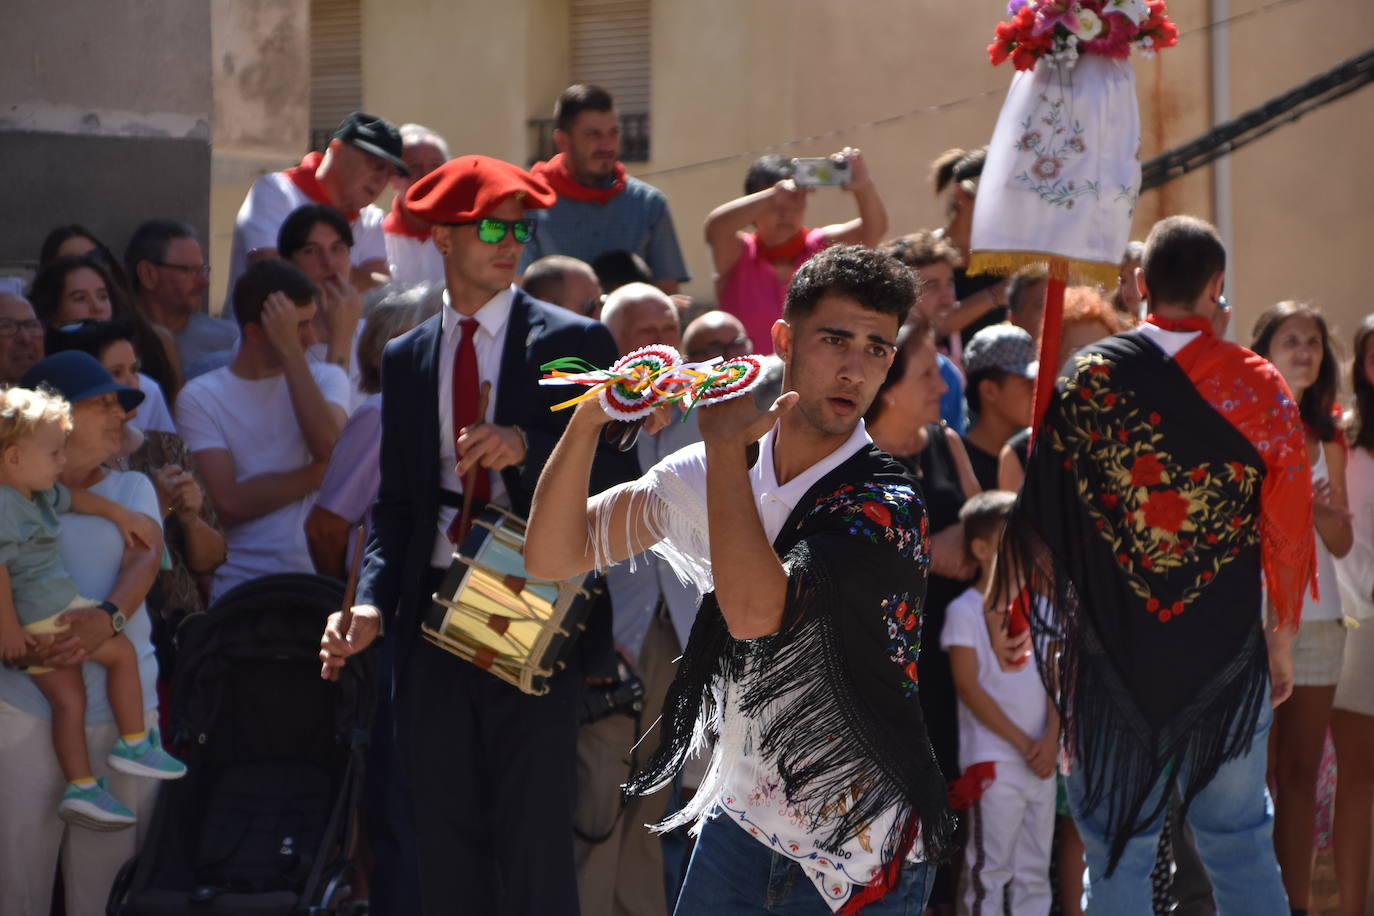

{"left": 570, "top": 0, "right": 651, "bottom": 115}
{"left": 310, "top": 0, "right": 362, "bottom": 151}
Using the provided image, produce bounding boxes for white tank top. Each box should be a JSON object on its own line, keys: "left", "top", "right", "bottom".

{"left": 1303, "top": 444, "right": 1344, "bottom": 622}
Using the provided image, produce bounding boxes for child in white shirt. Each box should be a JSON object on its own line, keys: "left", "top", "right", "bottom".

{"left": 940, "top": 490, "right": 1058, "bottom": 916}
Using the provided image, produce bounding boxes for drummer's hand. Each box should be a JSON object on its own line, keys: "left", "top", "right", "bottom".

{"left": 320, "top": 604, "right": 381, "bottom": 681}
{"left": 456, "top": 424, "right": 526, "bottom": 474}
{"left": 699, "top": 391, "right": 798, "bottom": 452}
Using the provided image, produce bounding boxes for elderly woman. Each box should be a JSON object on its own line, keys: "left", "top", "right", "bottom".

{"left": 305, "top": 283, "right": 439, "bottom": 578}
{"left": 47, "top": 319, "right": 226, "bottom": 624}
{"left": 0, "top": 350, "right": 164, "bottom": 915}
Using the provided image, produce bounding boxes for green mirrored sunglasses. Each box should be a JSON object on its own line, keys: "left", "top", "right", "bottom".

{"left": 449, "top": 217, "right": 536, "bottom": 244}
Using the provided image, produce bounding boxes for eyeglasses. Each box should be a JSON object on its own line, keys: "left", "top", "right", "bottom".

{"left": 153, "top": 261, "right": 211, "bottom": 277}
{"left": 688, "top": 335, "right": 753, "bottom": 361}
{"left": 448, "top": 218, "right": 536, "bottom": 245}
{"left": 0, "top": 317, "right": 43, "bottom": 337}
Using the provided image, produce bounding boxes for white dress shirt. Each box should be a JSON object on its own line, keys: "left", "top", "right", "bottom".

{"left": 431, "top": 285, "right": 515, "bottom": 567}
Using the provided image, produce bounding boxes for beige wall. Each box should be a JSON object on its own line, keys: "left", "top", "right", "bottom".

{"left": 209, "top": 0, "right": 311, "bottom": 311}
{"left": 360, "top": 0, "right": 565, "bottom": 161}
{"left": 335, "top": 0, "right": 1374, "bottom": 353}
{"left": 1225, "top": 0, "right": 1373, "bottom": 349}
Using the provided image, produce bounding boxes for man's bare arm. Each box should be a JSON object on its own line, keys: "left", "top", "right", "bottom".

{"left": 699, "top": 393, "right": 798, "bottom": 639}
{"left": 259, "top": 292, "right": 346, "bottom": 462}
{"left": 525, "top": 400, "right": 663, "bottom": 581}
{"left": 193, "top": 449, "right": 325, "bottom": 528}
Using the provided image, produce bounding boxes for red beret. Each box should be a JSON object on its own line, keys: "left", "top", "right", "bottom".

{"left": 404, "top": 155, "right": 556, "bottom": 223}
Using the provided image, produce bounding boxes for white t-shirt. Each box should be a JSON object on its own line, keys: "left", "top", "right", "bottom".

{"left": 0, "top": 470, "right": 161, "bottom": 722}
{"left": 1302, "top": 444, "right": 1344, "bottom": 622}
{"left": 385, "top": 230, "right": 445, "bottom": 290}
{"left": 225, "top": 164, "right": 386, "bottom": 312}
{"left": 175, "top": 362, "right": 350, "bottom": 601}
{"left": 940, "top": 586, "right": 1049, "bottom": 768}
{"left": 638, "top": 421, "right": 908, "bottom": 911}
{"left": 1337, "top": 446, "right": 1374, "bottom": 620}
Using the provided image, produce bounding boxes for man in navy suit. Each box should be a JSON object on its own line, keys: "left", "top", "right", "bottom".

{"left": 320, "top": 155, "right": 622, "bottom": 915}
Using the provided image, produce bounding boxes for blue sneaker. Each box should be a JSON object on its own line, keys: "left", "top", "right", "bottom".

{"left": 58, "top": 779, "right": 136, "bottom": 830}
{"left": 107, "top": 729, "right": 187, "bottom": 780}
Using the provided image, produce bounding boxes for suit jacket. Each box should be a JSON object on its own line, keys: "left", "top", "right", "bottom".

{"left": 356, "top": 287, "right": 629, "bottom": 670}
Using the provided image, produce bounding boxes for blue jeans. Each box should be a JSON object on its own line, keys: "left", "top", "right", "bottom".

{"left": 674, "top": 813, "right": 934, "bottom": 915}
{"left": 1066, "top": 692, "right": 1288, "bottom": 915}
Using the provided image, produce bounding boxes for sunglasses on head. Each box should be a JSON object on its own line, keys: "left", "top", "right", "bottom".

{"left": 447, "top": 218, "right": 536, "bottom": 245}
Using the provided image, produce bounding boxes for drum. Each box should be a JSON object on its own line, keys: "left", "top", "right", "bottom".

{"left": 421, "top": 506, "right": 598, "bottom": 695}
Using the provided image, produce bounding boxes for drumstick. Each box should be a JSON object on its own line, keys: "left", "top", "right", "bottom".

{"left": 325, "top": 525, "right": 367, "bottom": 682}
{"left": 457, "top": 380, "right": 493, "bottom": 542}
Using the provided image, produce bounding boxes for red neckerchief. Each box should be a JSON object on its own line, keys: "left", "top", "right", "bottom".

{"left": 531, "top": 153, "right": 626, "bottom": 205}
{"left": 1145, "top": 312, "right": 1214, "bottom": 336}
{"left": 282, "top": 151, "right": 358, "bottom": 222}
{"left": 1168, "top": 319, "right": 1317, "bottom": 628}
{"left": 382, "top": 194, "right": 431, "bottom": 241}
{"left": 753, "top": 229, "right": 809, "bottom": 263}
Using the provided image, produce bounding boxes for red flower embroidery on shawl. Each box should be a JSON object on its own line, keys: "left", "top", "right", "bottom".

{"left": 863, "top": 502, "right": 892, "bottom": 527}
{"left": 1143, "top": 489, "right": 1188, "bottom": 533}
{"left": 1130, "top": 453, "right": 1165, "bottom": 487}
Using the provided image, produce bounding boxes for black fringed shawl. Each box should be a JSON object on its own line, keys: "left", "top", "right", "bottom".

{"left": 998, "top": 329, "right": 1309, "bottom": 874}
{"left": 625, "top": 444, "right": 955, "bottom": 900}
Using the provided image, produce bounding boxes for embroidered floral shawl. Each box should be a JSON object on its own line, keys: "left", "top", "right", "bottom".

{"left": 996, "top": 328, "right": 1314, "bottom": 872}
{"left": 625, "top": 444, "right": 954, "bottom": 911}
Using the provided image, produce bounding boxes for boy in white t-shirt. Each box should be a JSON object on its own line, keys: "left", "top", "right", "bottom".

{"left": 176, "top": 261, "right": 349, "bottom": 602}
{"left": 941, "top": 489, "right": 1058, "bottom": 916}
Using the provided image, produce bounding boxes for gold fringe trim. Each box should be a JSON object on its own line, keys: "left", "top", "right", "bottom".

{"left": 966, "top": 250, "right": 1121, "bottom": 287}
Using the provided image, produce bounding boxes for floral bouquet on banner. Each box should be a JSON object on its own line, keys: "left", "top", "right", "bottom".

{"left": 968, "top": 0, "right": 1179, "bottom": 285}
{"left": 989, "top": 0, "right": 1178, "bottom": 71}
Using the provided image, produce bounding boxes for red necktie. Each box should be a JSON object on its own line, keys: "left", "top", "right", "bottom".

{"left": 447, "top": 317, "right": 490, "bottom": 543}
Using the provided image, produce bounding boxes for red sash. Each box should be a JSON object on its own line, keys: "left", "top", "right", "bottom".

{"left": 282, "top": 151, "right": 358, "bottom": 222}
{"left": 753, "top": 230, "right": 809, "bottom": 263}
{"left": 531, "top": 153, "right": 626, "bottom": 205}
{"left": 382, "top": 194, "right": 431, "bottom": 241}
{"left": 1148, "top": 312, "right": 1317, "bottom": 628}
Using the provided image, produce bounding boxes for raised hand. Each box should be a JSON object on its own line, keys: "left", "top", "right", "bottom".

{"left": 698, "top": 391, "right": 798, "bottom": 452}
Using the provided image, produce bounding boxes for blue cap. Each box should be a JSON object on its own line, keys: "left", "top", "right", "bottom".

{"left": 19, "top": 351, "right": 145, "bottom": 413}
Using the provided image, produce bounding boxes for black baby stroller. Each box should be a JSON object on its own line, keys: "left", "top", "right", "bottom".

{"left": 107, "top": 573, "right": 373, "bottom": 915}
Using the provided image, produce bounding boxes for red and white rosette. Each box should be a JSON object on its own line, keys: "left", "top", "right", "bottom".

{"left": 681, "top": 355, "right": 766, "bottom": 411}
{"left": 598, "top": 345, "right": 683, "bottom": 421}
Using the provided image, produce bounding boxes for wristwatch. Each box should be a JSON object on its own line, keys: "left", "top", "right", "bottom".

{"left": 99, "top": 600, "right": 127, "bottom": 634}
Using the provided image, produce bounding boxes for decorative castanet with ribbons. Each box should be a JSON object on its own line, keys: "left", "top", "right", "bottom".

{"left": 540, "top": 346, "right": 769, "bottom": 450}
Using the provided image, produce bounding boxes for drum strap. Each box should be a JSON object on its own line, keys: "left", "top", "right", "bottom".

{"left": 437, "top": 488, "right": 464, "bottom": 509}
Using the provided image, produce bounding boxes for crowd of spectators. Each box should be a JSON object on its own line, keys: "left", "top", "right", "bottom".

{"left": 0, "top": 84, "right": 1368, "bottom": 916}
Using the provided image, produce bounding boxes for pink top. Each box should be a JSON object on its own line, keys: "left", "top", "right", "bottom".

{"left": 718, "top": 228, "right": 830, "bottom": 356}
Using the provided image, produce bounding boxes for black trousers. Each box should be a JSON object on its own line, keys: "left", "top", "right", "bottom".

{"left": 397, "top": 623, "right": 584, "bottom": 916}
{"left": 364, "top": 633, "right": 422, "bottom": 916}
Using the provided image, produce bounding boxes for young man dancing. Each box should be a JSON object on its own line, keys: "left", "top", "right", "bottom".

{"left": 526, "top": 245, "right": 952, "bottom": 914}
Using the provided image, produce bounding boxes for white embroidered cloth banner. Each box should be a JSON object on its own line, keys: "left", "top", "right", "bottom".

{"left": 968, "top": 54, "right": 1141, "bottom": 285}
